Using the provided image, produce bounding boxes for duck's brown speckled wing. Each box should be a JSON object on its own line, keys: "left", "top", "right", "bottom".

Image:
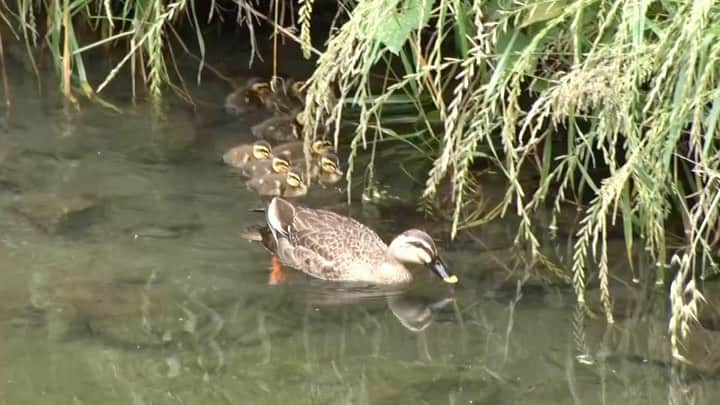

{"left": 272, "top": 198, "right": 388, "bottom": 280}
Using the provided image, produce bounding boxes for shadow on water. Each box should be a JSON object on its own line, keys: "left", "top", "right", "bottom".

{"left": 2, "top": 48, "right": 720, "bottom": 405}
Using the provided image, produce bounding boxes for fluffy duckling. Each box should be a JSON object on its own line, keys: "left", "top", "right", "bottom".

{"left": 247, "top": 169, "right": 308, "bottom": 198}
{"left": 254, "top": 78, "right": 306, "bottom": 114}
{"left": 315, "top": 153, "right": 344, "bottom": 185}
{"left": 242, "top": 156, "right": 290, "bottom": 178}
{"left": 224, "top": 78, "right": 268, "bottom": 115}
{"left": 272, "top": 139, "right": 334, "bottom": 162}
{"left": 283, "top": 79, "right": 307, "bottom": 107}
{"left": 222, "top": 140, "right": 272, "bottom": 168}
{"left": 291, "top": 153, "right": 344, "bottom": 185}
{"left": 251, "top": 111, "right": 303, "bottom": 143}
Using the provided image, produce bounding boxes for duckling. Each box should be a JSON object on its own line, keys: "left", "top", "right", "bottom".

{"left": 283, "top": 79, "right": 307, "bottom": 108}
{"left": 224, "top": 78, "right": 270, "bottom": 115}
{"left": 222, "top": 140, "right": 272, "bottom": 168}
{"left": 288, "top": 80, "right": 306, "bottom": 102}
{"left": 315, "top": 153, "right": 344, "bottom": 185}
{"left": 242, "top": 156, "right": 290, "bottom": 178}
{"left": 251, "top": 111, "right": 303, "bottom": 143}
{"left": 249, "top": 197, "right": 459, "bottom": 284}
{"left": 291, "top": 153, "right": 344, "bottom": 185}
{"left": 246, "top": 169, "right": 308, "bottom": 198}
{"left": 272, "top": 139, "right": 334, "bottom": 162}
{"left": 257, "top": 78, "right": 306, "bottom": 114}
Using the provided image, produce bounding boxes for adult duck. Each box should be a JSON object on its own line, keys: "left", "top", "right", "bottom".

{"left": 253, "top": 197, "right": 458, "bottom": 285}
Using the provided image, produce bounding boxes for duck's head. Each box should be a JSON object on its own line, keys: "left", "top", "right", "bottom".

{"left": 223, "top": 140, "right": 271, "bottom": 166}
{"left": 283, "top": 170, "right": 308, "bottom": 197}
{"left": 312, "top": 140, "right": 334, "bottom": 155}
{"left": 251, "top": 140, "right": 272, "bottom": 160}
{"left": 225, "top": 78, "right": 262, "bottom": 114}
{"left": 289, "top": 80, "right": 306, "bottom": 99}
{"left": 294, "top": 111, "right": 305, "bottom": 126}
{"left": 387, "top": 230, "right": 458, "bottom": 284}
{"left": 250, "top": 81, "right": 272, "bottom": 99}
{"left": 317, "top": 153, "right": 344, "bottom": 184}
{"left": 270, "top": 156, "right": 291, "bottom": 174}
{"left": 288, "top": 111, "right": 306, "bottom": 140}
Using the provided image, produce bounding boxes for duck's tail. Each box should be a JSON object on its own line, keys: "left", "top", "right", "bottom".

{"left": 238, "top": 226, "right": 264, "bottom": 242}
{"left": 239, "top": 225, "right": 277, "bottom": 254}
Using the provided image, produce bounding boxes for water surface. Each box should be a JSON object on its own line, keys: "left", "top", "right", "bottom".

{"left": 0, "top": 55, "right": 719, "bottom": 405}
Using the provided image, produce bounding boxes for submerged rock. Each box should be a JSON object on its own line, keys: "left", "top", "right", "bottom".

{"left": 0, "top": 177, "right": 21, "bottom": 195}
{"left": 11, "top": 191, "right": 102, "bottom": 234}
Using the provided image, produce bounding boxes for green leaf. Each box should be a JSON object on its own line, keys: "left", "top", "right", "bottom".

{"left": 373, "top": 0, "right": 434, "bottom": 54}
{"left": 484, "top": 28, "right": 529, "bottom": 102}
{"left": 519, "top": 0, "right": 569, "bottom": 28}
{"left": 621, "top": 183, "right": 635, "bottom": 276}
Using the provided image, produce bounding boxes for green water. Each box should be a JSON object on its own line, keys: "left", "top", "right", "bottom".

{"left": 1, "top": 54, "right": 719, "bottom": 405}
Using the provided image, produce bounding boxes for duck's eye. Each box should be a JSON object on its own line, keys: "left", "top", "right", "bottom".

{"left": 313, "top": 141, "right": 333, "bottom": 154}
{"left": 274, "top": 160, "right": 290, "bottom": 172}
{"left": 286, "top": 174, "right": 301, "bottom": 187}
{"left": 253, "top": 146, "right": 270, "bottom": 159}
{"left": 251, "top": 82, "right": 270, "bottom": 95}
{"left": 406, "top": 241, "right": 435, "bottom": 259}
{"left": 321, "top": 160, "right": 336, "bottom": 173}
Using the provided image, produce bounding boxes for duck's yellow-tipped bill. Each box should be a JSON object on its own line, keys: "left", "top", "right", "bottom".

{"left": 430, "top": 257, "right": 458, "bottom": 285}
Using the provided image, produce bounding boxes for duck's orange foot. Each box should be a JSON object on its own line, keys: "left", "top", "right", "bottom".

{"left": 268, "top": 256, "right": 286, "bottom": 285}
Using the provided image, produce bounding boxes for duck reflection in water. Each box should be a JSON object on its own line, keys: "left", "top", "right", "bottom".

{"left": 386, "top": 294, "right": 456, "bottom": 333}
{"left": 274, "top": 276, "right": 458, "bottom": 333}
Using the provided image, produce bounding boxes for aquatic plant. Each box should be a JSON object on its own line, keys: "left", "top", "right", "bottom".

{"left": 0, "top": 0, "right": 310, "bottom": 108}
{"left": 2, "top": 0, "right": 190, "bottom": 106}
{"left": 299, "top": 0, "right": 720, "bottom": 362}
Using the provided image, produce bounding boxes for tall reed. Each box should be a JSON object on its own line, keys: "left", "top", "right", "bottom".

{"left": 300, "top": 0, "right": 720, "bottom": 361}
